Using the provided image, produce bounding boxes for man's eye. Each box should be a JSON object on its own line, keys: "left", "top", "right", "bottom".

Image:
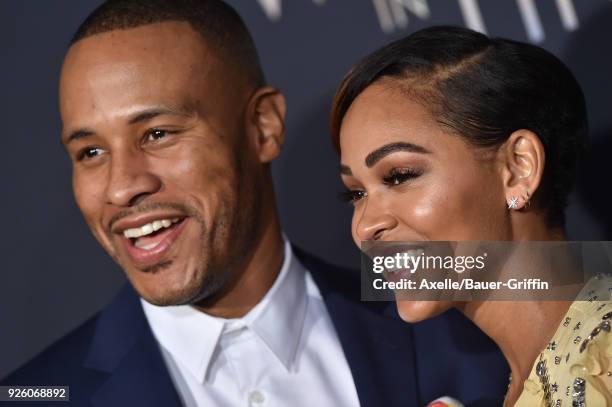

{"left": 77, "top": 147, "right": 104, "bottom": 161}
{"left": 146, "top": 129, "right": 169, "bottom": 142}
{"left": 339, "top": 189, "right": 367, "bottom": 204}
{"left": 382, "top": 168, "right": 423, "bottom": 186}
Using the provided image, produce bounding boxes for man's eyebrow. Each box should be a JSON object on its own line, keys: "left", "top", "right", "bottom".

{"left": 365, "top": 142, "right": 431, "bottom": 167}
{"left": 127, "top": 106, "right": 193, "bottom": 125}
{"left": 62, "top": 106, "right": 195, "bottom": 145}
{"left": 63, "top": 129, "right": 95, "bottom": 145}
{"left": 340, "top": 164, "right": 352, "bottom": 176}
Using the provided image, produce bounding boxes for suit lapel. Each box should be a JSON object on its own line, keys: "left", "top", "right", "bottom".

{"left": 84, "top": 284, "right": 182, "bottom": 407}
{"left": 296, "top": 247, "right": 420, "bottom": 407}
{"left": 89, "top": 332, "right": 182, "bottom": 407}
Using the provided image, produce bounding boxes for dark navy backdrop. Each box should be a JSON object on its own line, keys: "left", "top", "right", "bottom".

{"left": 2, "top": 0, "right": 611, "bottom": 379}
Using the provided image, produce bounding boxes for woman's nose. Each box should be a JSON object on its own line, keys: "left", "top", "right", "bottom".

{"left": 355, "top": 200, "right": 398, "bottom": 241}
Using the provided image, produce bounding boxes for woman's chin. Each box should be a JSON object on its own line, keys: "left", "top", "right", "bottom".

{"left": 396, "top": 300, "right": 453, "bottom": 323}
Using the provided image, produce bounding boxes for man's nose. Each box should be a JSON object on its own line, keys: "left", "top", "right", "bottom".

{"left": 106, "top": 150, "right": 162, "bottom": 207}
{"left": 355, "top": 198, "right": 398, "bottom": 241}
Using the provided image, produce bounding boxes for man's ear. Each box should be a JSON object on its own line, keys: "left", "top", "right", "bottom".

{"left": 245, "top": 86, "right": 286, "bottom": 163}
{"left": 498, "top": 129, "right": 545, "bottom": 210}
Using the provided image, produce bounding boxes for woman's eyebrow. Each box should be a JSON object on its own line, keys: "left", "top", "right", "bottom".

{"left": 340, "top": 164, "right": 352, "bottom": 175}
{"left": 365, "top": 142, "right": 431, "bottom": 167}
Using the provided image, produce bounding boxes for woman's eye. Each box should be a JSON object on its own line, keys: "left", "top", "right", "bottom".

{"left": 339, "top": 189, "right": 367, "bottom": 204}
{"left": 382, "top": 168, "right": 422, "bottom": 186}
{"left": 77, "top": 147, "right": 104, "bottom": 161}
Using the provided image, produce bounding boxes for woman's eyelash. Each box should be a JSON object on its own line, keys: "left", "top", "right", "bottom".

{"left": 338, "top": 190, "right": 367, "bottom": 203}
{"left": 338, "top": 168, "right": 422, "bottom": 204}
{"left": 382, "top": 168, "right": 423, "bottom": 186}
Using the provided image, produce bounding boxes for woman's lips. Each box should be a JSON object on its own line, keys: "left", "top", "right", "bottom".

{"left": 120, "top": 218, "right": 188, "bottom": 269}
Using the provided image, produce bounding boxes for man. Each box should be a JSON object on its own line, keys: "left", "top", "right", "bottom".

{"left": 2, "top": 1, "right": 509, "bottom": 406}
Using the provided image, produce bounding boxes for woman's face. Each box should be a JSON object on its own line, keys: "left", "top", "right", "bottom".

{"left": 339, "top": 81, "right": 512, "bottom": 322}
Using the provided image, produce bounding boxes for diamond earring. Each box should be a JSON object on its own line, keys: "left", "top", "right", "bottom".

{"left": 507, "top": 196, "right": 520, "bottom": 210}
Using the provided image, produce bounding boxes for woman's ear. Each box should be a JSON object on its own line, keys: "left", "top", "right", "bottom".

{"left": 245, "top": 86, "right": 287, "bottom": 163}
{"left": 498, "top": 129, "right": 545, "bottom": 210}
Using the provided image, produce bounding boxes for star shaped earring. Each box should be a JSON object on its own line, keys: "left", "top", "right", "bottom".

{"left": 507, "top": 196, "right": 520, "bottom": 210}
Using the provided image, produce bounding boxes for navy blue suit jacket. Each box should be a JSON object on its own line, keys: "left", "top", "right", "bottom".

{"left": 2, "top": 247, "right": 509, "bottom": 406}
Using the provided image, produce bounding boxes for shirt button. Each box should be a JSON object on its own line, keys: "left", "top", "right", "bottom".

{"left": 248, "top": 390, "right": 265, "bottom": 405}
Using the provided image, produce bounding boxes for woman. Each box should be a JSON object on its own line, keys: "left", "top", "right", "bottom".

{"left": 331, "top": 26, "right": 611, "bottom": 406}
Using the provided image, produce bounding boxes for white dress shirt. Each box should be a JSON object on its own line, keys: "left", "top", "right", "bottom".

{"left": 141, "top": 240, "right": 361, "bottom": 407}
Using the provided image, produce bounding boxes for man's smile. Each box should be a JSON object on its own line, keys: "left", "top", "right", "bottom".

{"left": 111, "top": 212, "right": 190, "bottom": 269}
{"left": 123, "top": 217, "right": 182, "bottom": 245}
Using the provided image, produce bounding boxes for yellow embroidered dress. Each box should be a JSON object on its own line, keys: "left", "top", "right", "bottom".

{"left": 515, "top": 275, "right": 612, "bottom": 406}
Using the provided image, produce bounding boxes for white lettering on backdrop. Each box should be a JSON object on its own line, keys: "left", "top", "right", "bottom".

{"left": 255, "top": 0, "right": 585, "bottom": 43}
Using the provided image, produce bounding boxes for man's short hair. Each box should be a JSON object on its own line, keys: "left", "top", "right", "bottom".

{"left": 71, "top": 0, "right": 265, "bottom": 87}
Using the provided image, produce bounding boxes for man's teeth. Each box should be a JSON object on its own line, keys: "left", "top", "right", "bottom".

{"left": 123, "top": 218, "right": 180, "bottom": 239}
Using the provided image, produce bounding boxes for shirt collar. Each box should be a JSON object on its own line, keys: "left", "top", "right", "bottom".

{"left": 140, "top": 239, "right": 307, "bottom": 382}
{"left": 245, "top": 240, "right": 307, "bottom": 371}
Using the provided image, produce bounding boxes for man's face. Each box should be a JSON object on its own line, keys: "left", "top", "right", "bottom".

{"left": 60, "top": 22, "right": 261, "bottom": 305}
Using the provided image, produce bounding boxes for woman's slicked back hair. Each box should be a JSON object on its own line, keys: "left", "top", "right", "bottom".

{"left": 331, "top": 26, "right": 588, "bottom": 228}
